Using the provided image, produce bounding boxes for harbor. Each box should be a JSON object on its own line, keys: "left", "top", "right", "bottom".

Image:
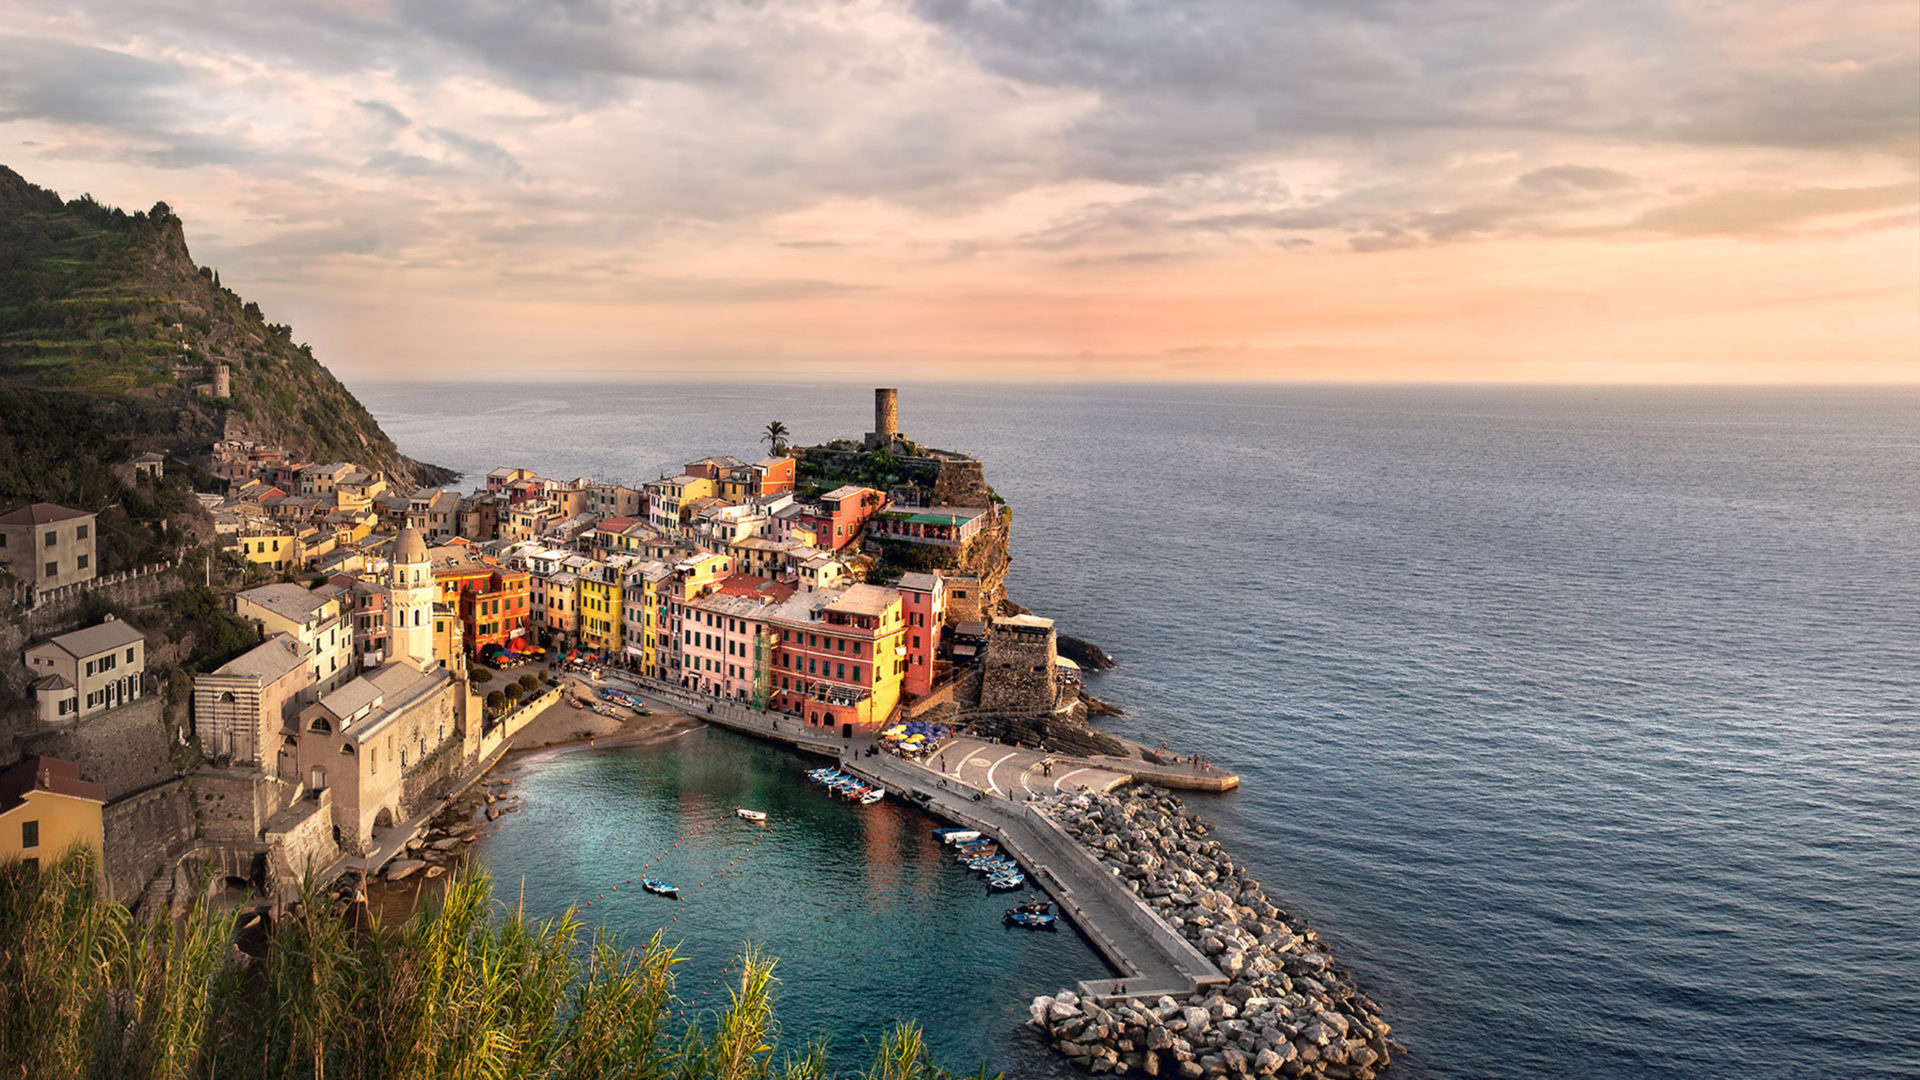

{"left": 590, "top": 671, "right": 1237, "bottom": 1003}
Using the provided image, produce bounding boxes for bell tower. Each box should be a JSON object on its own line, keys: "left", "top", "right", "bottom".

{"left": 389, "top": 526, "right": 435, "bottom": 671}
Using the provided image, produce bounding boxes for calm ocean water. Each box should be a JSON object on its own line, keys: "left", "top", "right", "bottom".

{"left": 355, "top": 382, "right": 1920, "bottom": 1079}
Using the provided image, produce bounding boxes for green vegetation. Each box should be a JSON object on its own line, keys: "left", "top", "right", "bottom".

{"left": 0, "top": 165, "right": 451, "bottom": 496}
{"left": 0, "top": 850, "right": 993, "bottom": 1080}
{"left": 762, "top": 421, "right": 789, "bottom": 456}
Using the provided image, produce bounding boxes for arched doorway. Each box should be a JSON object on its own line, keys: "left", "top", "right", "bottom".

{"left": 373, "top": 806, "right": 396, "bottom": 830}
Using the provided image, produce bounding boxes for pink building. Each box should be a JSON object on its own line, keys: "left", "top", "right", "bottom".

{"left": 681, "top": 575, "right": 795, "bottom": 705}
{"left": 896, "top": 571, "right": 945, "bottom": 698}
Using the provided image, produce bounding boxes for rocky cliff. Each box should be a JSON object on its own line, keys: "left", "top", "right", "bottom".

{"left": 0, "top": 164, "right": 452, "bottom": 492}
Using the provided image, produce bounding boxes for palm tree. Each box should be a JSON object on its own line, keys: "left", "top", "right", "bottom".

{"left": 762, "top": 420, "right": 789, "bottom": 455}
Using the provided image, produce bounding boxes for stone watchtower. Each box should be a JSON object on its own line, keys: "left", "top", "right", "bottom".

{"left": 866, "top": 387, "right": 902, "bottom": 449}
{"left": 980, "top": 614, "right": 1062, "bottom": 714}
{"left": 212, "top": 363, "right": 231, "bottom": 398}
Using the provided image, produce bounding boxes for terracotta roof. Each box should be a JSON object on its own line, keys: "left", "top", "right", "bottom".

{"left": 0, "top": 502, "right": 91, "bottom": 526}
{"left": 0, "top": 756, "right": 106, "bottom": 816}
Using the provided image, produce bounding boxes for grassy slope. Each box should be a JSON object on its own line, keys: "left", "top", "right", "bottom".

{"left": 0, "top": 164, "right": 453, "bottom": 495}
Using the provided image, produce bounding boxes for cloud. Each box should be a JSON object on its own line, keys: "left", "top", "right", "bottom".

{"left": 1629, "top": 182, "right": 1920, "bottom": 236}
{"left": 1517, "top": 165, "right": 1638, "bottom": 195}
{"left": 0, "top": 37, "right": 185, "bottom": 129}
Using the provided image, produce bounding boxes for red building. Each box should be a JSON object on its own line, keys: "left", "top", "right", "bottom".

{"left": 896, "top": 572, "right": 945, "bottom": 698}
{"left": 800, "top": 485, "right": 888, "bottom": 552}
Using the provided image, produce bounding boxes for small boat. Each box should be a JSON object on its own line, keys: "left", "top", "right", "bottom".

{"left": 988, "top": 874, "right": 1026, "bottom": 892}
{"left": 736, "top": 807, "right": 767, "bottom": 821}
{"left": 1009, "top": 900, "right": 1052, "bottom": 915}
{"left": 859, "top": 787, "right": 885, "bottom": 805}
{"left": 1006, "top": 910, "right": 1058, "bottom": 929}
{"left": 931, "top": 827, "right": 968, "bottom": 839}
{"left": 641, "top": 878, "right": 679, "bottom": 897}
{"left": 940, "top": 830, "right": 982, "bottom": 845}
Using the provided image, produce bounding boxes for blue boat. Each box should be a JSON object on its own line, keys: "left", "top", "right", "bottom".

{"left": 988, "top": 873, "right": 1026, "bottom": 892}
{"left": 641, "top": 878, "right": 679, "bottom": 897}
{"left": 1006, "top": 910, "right": 1057, "bottom": 929}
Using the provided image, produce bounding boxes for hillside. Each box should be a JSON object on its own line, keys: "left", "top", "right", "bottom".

{"left": 0, "top": 164, "right": 453, "bottom": 498}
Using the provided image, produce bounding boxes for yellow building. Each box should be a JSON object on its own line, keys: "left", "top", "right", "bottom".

{"left": 645, "top": 474, "right": 716, "bottom": 536}
{"left": 621, "top": 561, "right": 672, "bottom": 676}
{"left": 234, "top": 531, "right": 299, "bottom": 573}
{"left": 578, "top": 562, "right": 624, "bottom": 654}
{"left": 0, "top": 757, "right": 105, "bottom": 875}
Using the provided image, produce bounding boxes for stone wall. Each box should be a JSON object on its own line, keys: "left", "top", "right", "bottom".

{"left": 15, "top": 560, "right": 182, "bottom": 639}
{"left": 24, "top": 696, "right": 174, "bottom": 800}
{"left": 102, "top": 778, "right": 196, "bottom": 906}
{"left": 193, "top": 769, "right": 294, "bottom": 844}
{"left": 400, "top": 738, "right": 465, "bottom": 818}
{"left": 931, "top": 458, "right": 992, "bottom": 508}
{"left": 265, "top": 790, "right": 340, "bottom": 894}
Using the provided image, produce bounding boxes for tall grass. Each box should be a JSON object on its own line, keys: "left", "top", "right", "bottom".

{"left": 0, "top": 850, "right": 998, "bottom": 1080}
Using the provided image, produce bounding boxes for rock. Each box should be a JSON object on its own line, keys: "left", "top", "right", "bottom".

{"left": 384, "top": 859, "right": 425, "bottom": 881}
{"left": 432, "top": 837, "right": 461, "bottom": 851}
{"left": 1181, "top": 1006, "right": 1211, "bottom": 1035}
{"left": 426, "top": 865, "right": 446, "bottom": 879}
{"left": 1050, "top": 1000, "right": 1084, "bottom": 1023}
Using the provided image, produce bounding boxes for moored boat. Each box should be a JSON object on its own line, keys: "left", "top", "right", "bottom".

{"left": 939, "top": 830, "right": 982, "bottom": 844}
{"left": 859, "top": 787, "right": 885, "bottom": 805}
{"left": 1005, "top": 910, "right": 1058, "bottom": 929}
{"left": 736, "top": 807, "right": 766, "bottom": 821}
{"left": 641, "top": 878, "right": 679, "bottom": 897}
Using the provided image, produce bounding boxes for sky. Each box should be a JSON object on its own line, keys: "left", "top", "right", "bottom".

{"left": 2, "top": 0, "right": 1916, "bottom": 383}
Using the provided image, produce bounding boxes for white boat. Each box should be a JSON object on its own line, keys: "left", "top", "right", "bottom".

{"left": 941, "top": 830, "right": 982, "bottom": 844}
{"left": 859, "top": 788, "right": 885, "bottom": 805}
{"left": 736, "top": 807, "right": 767, "bottom": 821}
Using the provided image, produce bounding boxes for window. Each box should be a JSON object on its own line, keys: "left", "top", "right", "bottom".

{"left": 126, "top": 647, "right": 134, "bottom": 663}
{"left": 44, "top": 562, "right": 56, "bottom": 578}
{"left": 21, "top": 820, "right": 38, "bottom": 848}
{"left": 44, "top": 530, "right": 56, "bottom": 547}
{"left": 75, "top": 524, "right": 87, "bottom": 540}
{"left": 76, "top": 554, "right": 88, "bottom": 571}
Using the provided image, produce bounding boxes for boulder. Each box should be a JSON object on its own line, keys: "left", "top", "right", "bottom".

{"left": 384, "top": 859, "right": 425, "bottom": 881}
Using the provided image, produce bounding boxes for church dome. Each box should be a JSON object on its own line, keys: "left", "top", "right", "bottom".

{"left": 394, "top": 526, "right": 428, "bottom": 565}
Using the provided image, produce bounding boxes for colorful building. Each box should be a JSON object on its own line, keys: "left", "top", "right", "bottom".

{"left": 0, "top": 757, "right": 105, "bottom": 876}
{"left": 768, "top": 583, "right": 907, "bottom": 736}
{"left": 800, "top": 486, "right": 888, "bottom": 552}
{"left": 896, "top": 571, "right": 946, "bottom": 698}
{"left": 682, "top": 575, "right": 796, "bottom": 706}
{"left": 577, "top": 559, "right": 628, "bottom": 655}
{"left": 430, "top": 550, "right": 531, "bottom": 657}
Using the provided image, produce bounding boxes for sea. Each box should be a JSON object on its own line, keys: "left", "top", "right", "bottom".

{"left": 353, "top": 381, "right": 1920, "bottom": 1080}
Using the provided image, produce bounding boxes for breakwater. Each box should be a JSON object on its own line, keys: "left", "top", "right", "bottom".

{"left": 1031, "top": 788, "right": 1396, "bottom": 1079}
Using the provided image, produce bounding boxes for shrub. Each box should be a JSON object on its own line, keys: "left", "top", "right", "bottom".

{"left": 0, "top": 851, "right": 996, "bottom": 1079}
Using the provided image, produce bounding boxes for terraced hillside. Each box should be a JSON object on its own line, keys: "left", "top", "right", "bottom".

{"left": 0, "top": 164, "right": 452, "bottom": 495}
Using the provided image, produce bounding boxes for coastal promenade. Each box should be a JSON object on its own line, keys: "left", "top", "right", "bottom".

{"left": 601, "top": 671, "right": 1230, "bottom": 1000}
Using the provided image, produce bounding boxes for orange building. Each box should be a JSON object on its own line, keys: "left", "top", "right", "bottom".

{"left": 430, "top": 549, "right": 532, "bottom": 657}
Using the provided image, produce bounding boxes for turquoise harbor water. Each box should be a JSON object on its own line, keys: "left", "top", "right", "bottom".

{"left": 484, "top": 728, "right": 1107, "bottom": 1076}
{"left": 358, "top": 382, "right": 1920, "bottom": 1079}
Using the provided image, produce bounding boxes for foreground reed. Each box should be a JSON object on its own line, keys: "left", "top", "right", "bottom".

{"left": 0, "top": 849, "right": 994, "bottom": 1080}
